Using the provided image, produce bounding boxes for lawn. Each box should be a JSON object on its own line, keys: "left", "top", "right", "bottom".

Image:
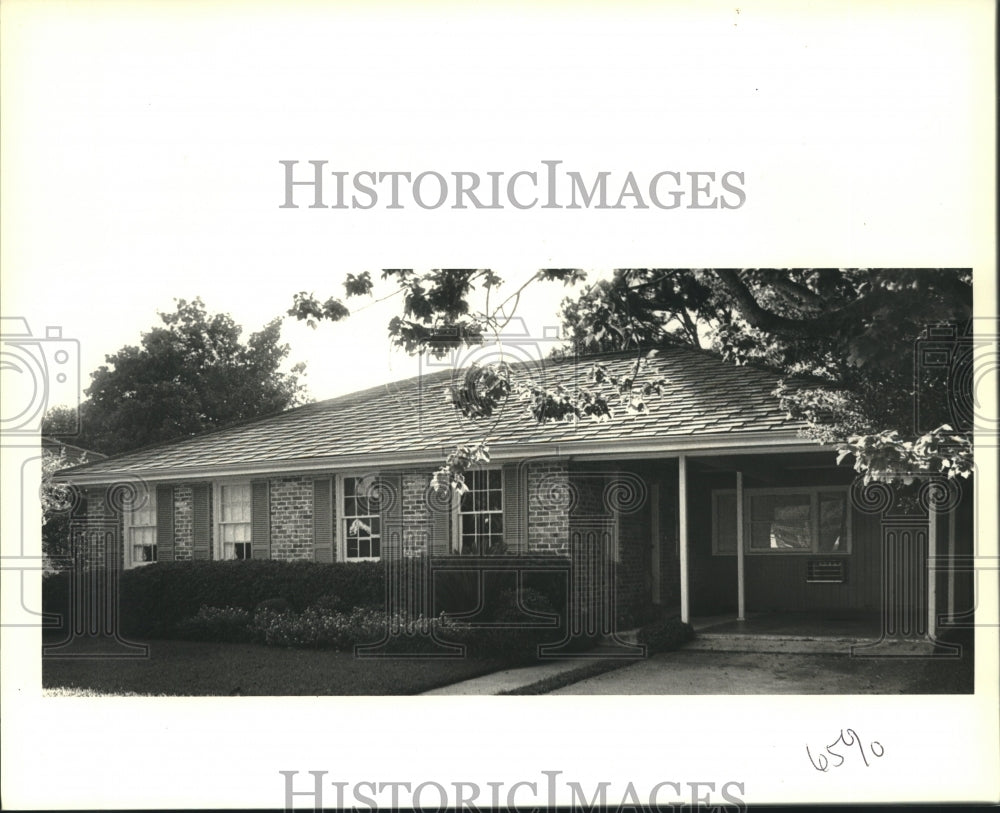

{"left": 42, "top": 638, "right": 514, "bottom": 696}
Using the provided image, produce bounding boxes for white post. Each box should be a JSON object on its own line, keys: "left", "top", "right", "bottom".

{"left": 947, "top": 506, "right": 956, "bottom": 623}
{"left": 679, "top": 455, "right": 689, "bottom": 624}
{"left": 651, "top": 482, "right": 661, "bottom": 605}
{"left": 737, "top": 470, "right": 745, "bottom": 622}
{"left": 928, "top": 498, "right": 937, "bottom": 639}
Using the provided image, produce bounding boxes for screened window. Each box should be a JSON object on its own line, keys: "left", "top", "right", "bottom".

{"left": 712, "top": 487, "right": 850, "bottom": 555}
{"left": 126, "top": 491, "right": 157, "bottom": 566}
{"left": 219, "top": 483, "right": 252, "bottom": 560}
{"left": 749, "top": 493, "right": 812, "bottom": 551}
{"left": 343, "top": 476, "right": 381, "bottom": 560}
{"left": 456, "top": 469, "right": 504, "bottom": 555}
{"left": 818, "top": 493, "right": 847, "bottom": 552}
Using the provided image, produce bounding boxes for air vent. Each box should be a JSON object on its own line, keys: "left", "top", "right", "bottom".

{"left": 807, "top": 559, "right": 846, "bottom": 584}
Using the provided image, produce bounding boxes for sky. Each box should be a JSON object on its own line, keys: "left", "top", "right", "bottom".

{"left": 3, "top": 2, "right": 992, "bottom": 413}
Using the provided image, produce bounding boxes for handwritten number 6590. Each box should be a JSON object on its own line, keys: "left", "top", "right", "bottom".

{"left": 807, "top": 729, "right": 885, "bottom": 771}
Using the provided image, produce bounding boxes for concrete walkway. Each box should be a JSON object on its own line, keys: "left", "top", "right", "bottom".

{"left": 422, "top": 657, "right": 605, "bottom": 695}
{"left": 548, "top": 647, "right": 969, "bottom": 694}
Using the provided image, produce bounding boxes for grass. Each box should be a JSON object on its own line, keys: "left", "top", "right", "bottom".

{"left": 42, "top": 637, "right": 514, "bottom": 696}
{"left": 499, "top": 658, "right": 635, "bottom": 695}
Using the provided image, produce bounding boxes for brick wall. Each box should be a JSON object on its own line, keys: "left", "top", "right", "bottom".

{"left": 527, "top": 460, "right": 571, "bottom": 554}
{"left": 400, "top": 471, "right": 435, "bottom": 556}
{"left": 71, "top": 484, "right": 127, "bottom": 569}
{"left": 268, "top": 476, "right": 314, "bottom": 560}
{"left": 173, "top": 485, "right": 193, "bottom": 561}
{"left": 616, "top": 487, "right": 652, "bottom": 619}
{"left": 566, "top": 464, "right": 662, "bottom": 626}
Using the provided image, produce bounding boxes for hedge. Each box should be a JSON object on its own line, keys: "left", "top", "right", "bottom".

{"left": 636, "top": 616, "right": 695, "bottom": 653}
{"left": 43, "top": 560, "right": 385, "bottom": 638}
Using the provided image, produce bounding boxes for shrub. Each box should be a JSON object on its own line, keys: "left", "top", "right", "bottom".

{"left": 41, "top": 571, "right": 70, "bottom": 629}
{"left": 173, "top": 605, "right": 254, "bottom": 643}
{"left": 431, "top": 562, "right": 568, "bottom": 619}
{"left": 249, "top": 605, "right": 388, "bottom": 649}
{"left": 437, "top": 586, "right": 563, "bottom": 658}
{"left": 246, "top": 605, "right": 463, "bottom": 651}
{"left": 255, "top": 597, "right": 293, "bottom": 615}
{"left": 42, "top": 560, "right": 386, "bottom": 639}
{"left": 636, "top": 617, "right": 694, "bottom": 654}
{"left": 126, "top": 560, "right": 386, "bottom": 637}
{"left": 312, "top": 593, "right": 347, "bottom": 613}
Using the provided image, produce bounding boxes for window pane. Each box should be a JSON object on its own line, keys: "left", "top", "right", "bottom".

{"left": 750, "top": 494, "right": 811, "bottom": 550}
{"left": 819, "top": 494, "right": 846, "bottom": 552}
{"left": 456, "top": 513, "right": 468, "bottom": 535}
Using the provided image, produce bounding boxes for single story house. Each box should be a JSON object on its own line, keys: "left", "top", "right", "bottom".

{"left": 57, "top": 347, "right": 973, "bottom": 638}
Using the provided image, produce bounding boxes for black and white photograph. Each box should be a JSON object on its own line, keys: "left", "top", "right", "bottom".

{"left": 1, "top": 2, "right": 996, "bottom": 810}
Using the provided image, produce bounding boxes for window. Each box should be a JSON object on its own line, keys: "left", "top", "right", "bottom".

{"left": 455, "top": 468, "right": 504, "bottom": 555}
{"left": 712, "top": 487, "right": 850, "bottom": 555}
{"left": 126, "top": 490, "right": 157, "bottom": 567}
{"left": 218, "top": 482, "right": 252, "bottom": 560}
{"left": 342, "top": 476, "right": 382, "bottom": 560}
{"left": 749, "top": 493, "right": 812, "bottom": 551}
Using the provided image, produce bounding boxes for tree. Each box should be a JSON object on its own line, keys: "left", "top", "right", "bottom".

{"left": 44, "top": 298, "right": 308, "bottom": 456}
{"left": 288, "top": 269, "right": 974, "bottom": 489}
{"left": 40, "top": 445, "right": 80, "bottom": 569}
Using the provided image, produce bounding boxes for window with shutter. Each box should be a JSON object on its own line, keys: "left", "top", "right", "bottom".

{"left": 155, "top": 484, "right": 175, "bottom": 563}
{"left": 313, "top": 478, "right": 334, "bottom": 563}
{"left": 192, "top": 484, "right": 211, "bottom": 560}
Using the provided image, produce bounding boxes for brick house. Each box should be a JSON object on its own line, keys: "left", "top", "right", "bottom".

{"left": 57, "top": 347, "right": 973, "bottom": 636}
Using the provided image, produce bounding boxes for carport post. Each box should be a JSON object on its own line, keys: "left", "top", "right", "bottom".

{"left": 679, "top": 454, "right": 689, "bottom": 624}
{"left": 737, "top": 470, "right": 745, "bottom": 621}
{"left": 947, "top": 507, "right": 956, "bottom": 621}
{"left": 928, "top": 498, "right": 937, "bottom": 640}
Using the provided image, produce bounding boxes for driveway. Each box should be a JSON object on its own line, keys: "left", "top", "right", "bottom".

{"left": 548, "top": 648, "right": 974, "bottom": 694}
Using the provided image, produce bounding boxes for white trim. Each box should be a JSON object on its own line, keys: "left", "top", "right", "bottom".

{"left": 736, "top": 471, "right": 745, "bottom": 621}
{"left": 928, "top": 500, "right": 937, "bottom": 639}
{"left": 711, "top": 485, "right": 853, "bottom": 556}
{"left": 650, "top": 482, "right": 660, "bottom": 605}
{"left": 678, "top": 454, "right": 689, "bottom": 625}
{"left": 947, "top": 507, "right": 956, "bottom": 621}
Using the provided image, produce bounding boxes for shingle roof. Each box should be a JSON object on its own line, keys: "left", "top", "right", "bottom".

{"left": 60, "top": 347, "right": 810, "bottom": 480}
